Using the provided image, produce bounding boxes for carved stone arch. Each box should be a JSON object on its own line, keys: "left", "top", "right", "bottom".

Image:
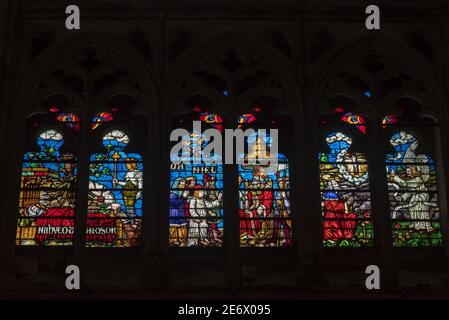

{"left": 168, "top": 27, "right": 199, "bottom": 61}
{"left": 89, "top": 63, "right": 138, "bottom": 94}
{"left": 309, "top": 27, "right": 337, "bottom": 64}
{"left": 91, "top": 83, "right": 152, "bottom": 117}
{"left": 233, "top": 63, "right": 282, "bottom": 101}
{"left": 16, "top": 32, "right": 158, "bottom": 118}
{"left": 379, "top": 86, "right": 435, "bottom": 119}
{"left": 168, "top": 88, "right": 233, "bottom": 125}
{"left": 317, "top": 80, "right": 373, "bottom": 118}
{"left": 125, "top": 27, "right": 153, "bottom": 62}
{"left": 29, "top": 29, "right": 55, "bottom": 61}
{"left": 263, "top": 27, "right": 293, "bottom": 59}
{"left": 167, "top": 31, "right": 301, "bottom": 119}
{"left": 379, "top": 88, "right": 441, "bottom": 124}
{"left": 235, "top": 86, "right": 293, "bottom": 120}
{"left": 24, "top": 85, "right": 85, "bottom": 119}
{"left": 168, "top": 30, "right": 296, "bottom": 77}
{"left": 180, "top": 62, "right": 229, "bottom": 100}
{"left": 311, "top": 33, "right": 447, "bottom": 121}
{"left": 40, "top": 60, "right": 87, "bottom": 96}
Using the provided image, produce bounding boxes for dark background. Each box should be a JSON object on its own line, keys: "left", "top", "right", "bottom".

{"left": 0, "top": 0, "right": 449, "bottom": 299}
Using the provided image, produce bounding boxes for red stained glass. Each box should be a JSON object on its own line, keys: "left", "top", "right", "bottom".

{"left": 254, "top": 106, "right": 262, "bottom": 112}
{"left": 49, "top": 105, "right": 60, "bottom": 113}
{"left": 334, "top": 106, "right": 345, "bottom": 113}
{"left": 341, "top": 112, "right": 366, "bottom": 134}
{"left": 56, "top": 113, "right": 80, "bottom": 132}
{"left": 92, "top": 112, "right": 113, "bottom": 130}
{"left": 237, "top": 114, "right": 256, "bottom": 128}
{"left": 382, "top": 114, "right": 398, "bottom": 128}
{"left": 199, "top": 112, "right": 223, "bottom": 132}
{"left": 192, "top": 105, "right": 203, "bottom": 113}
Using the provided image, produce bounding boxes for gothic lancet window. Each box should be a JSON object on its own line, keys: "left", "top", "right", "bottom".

{"left": 383, "top": 99, "right": 442, "bottom": 247}
{"left": 87, "top": 102, "right": 144, "bottom": 247}
{"left": 238, "top": 96, "right": 293, "bottom": 247}
{"left": 169, "top": 97, "right": 224, "bottom": 247}
{"left": 319, "top": 107, "right": 374, "bottom": 247}
{"left": 17, "top": 103, "right": 79, "bottom": 246}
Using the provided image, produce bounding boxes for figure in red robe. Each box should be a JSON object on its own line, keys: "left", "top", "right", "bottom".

{"left": 322, "top": 192, "right": 357, "bottom": 242}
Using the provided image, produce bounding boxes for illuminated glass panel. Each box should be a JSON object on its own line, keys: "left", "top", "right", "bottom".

{"left": 386, "top": 131, "right": 442, "bottom": 247}
{"left": 169, "top": 133, "right": 224, "bottom": 247}
{"left": 382, "top": 114, "right": 398, "bottom": 128}
{"left": 238, "top": 132, "right": 292, "bottom": 247}
{"left": 16, "top": 129, "right": 77, "bottom": 246}
{"left": 340, "top": 113, "right": 366, "bottom": 134}
{"left": 92, "top": 112, "right": 113, "bottom": 130}
{"left": 87, "top": 129, "right": 143, "bottom": 247}
{"left": 199, "top": 112, "right": 223, "bottom": 132}
{"left": 56, "top": 112, "right": 80, "bottom": 132}
{"left": 319, "top": 131, "right": 374, "bottom": 247}
{"left": 237, "top": 114, "right": 256, "bottom": 128}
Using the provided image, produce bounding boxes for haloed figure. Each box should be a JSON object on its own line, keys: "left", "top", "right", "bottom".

{"left": 390, "top": 165, "right": 434, "bottom": 232}
{"left": 113, "top": 159, "right": 143, "bottom": 217}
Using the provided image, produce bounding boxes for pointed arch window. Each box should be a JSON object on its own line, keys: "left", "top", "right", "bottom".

{"left": 383, "top": 100, "right": 442, "bottom": 247}
{"left": 17, "top": 105, "right": 79, "bottom": 246}
{"left": 87, "top": 102, "right": 144, "bottom": 247}
{"left": 319, "top": 111, "right": 374, "bottom": 247}
{"left": 169, "top": 98, "right": 224, "bottom": 247}
{"left": 237, "top": 96, "right": 293, "bottom": 247}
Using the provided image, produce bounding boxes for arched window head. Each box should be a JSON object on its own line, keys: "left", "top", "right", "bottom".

{"left": 92, "top": 112, "right": 113, "bottom": 130}
{"left": 199, "top": 112, "right": 223, "bottom": 132}
{"left": 319, "top": 113, "right": 374, "bottom": 247}
{"left": 340, "top": 113, "right": 366, "bottom": 134}
{"left": 386, "top": 131, "right": 442, "bottom": 247}
{"left": 237, "top": 113, "right": 256, "bottom": 128}
{"left": 55, "top": 112, "right": 80, "bottom": 132}
{"left": 17, "top": 129, "right": 77, "bottom": 246}
{"left": 175, "top": 94, "right": 223, "bottom": 131}
{"left": 382, "top": 114, "right": 398, "bottom": 128}
{"left": 382, "top": 98, "right": 441, "bottom": 247}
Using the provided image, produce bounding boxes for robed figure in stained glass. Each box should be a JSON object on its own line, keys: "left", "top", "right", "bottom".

{"left": 169, "top": 177, "right": 189, "bottom": 245}
{"left": 239, "top": 133, "right": 292, "bottom": 247}
{"left": 169, "top": 131, "right": 224, "bottom": 247}
{"left": 240, "top": 167, "right": 274, "bottom": 241}
{"left": 319, "top": 131, "right": 374, "bottom": 247}
{"left": 273, "top": 168, "right": 291, "bottom": 246}
{"left": 88, "top": 129, "right": 143, "bottom": 247}
{"left": 187, "top": 187, "right": 223, "bottom": 246}
{"left": 17, "top": 129, "right": 77, "bottom": 246}
{"left": 386, "top": 131, "right": 441, "bottom": 247}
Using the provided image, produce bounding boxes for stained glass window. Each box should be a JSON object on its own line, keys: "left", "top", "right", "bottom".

{"left": 56, "top": 113, "right": 80, "bottom": 132}
{"left": 340, "top": 113, "right": 366, "bottom": 134}
{"left": 386, "top": 131, "right": 442, "bottom": 247}
{"left": 319, "top": 131, "right": 374, "bottom": 247}
{"left": 169, "top": 132, "right": 224, "bottom": 247}
{"left": 236, "top": 96, "right": 292, "bottom": 248}
{"left": 238, "top": 132, "right": 292, "bottom": 247}
{"left": 199, "top": 112, "right": 223, "bottom": 132}
{"left": 17, "top": 129, "right": 77, "bottom": 246}
{"left": 87, "top": 129, "right": 143, "bottom": 247}
{"left": 92, "top": 112, "right": 113, "bottom": 130}
{"left": 237, "top": 114, "right": 256, "bottom": 128}
{"left": 382, "top": 114, "right": 398, "bottom": 128}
